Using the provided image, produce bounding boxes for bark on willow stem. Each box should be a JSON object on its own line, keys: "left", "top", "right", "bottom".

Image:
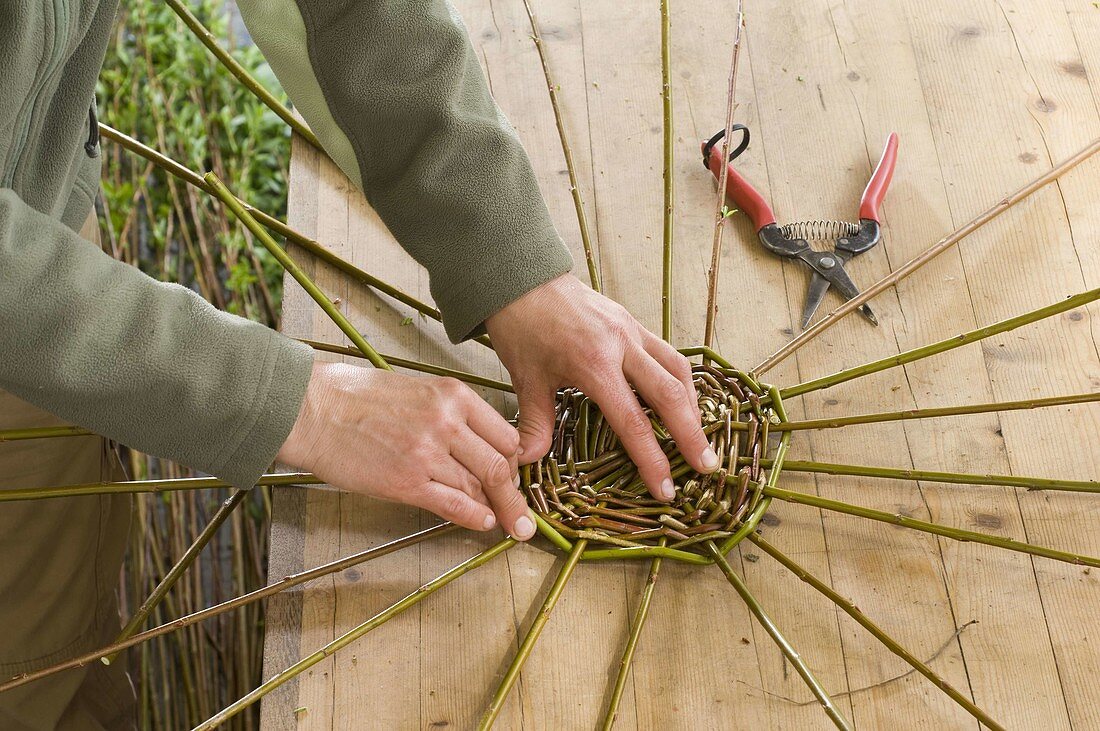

{"left": 600, "top": 541, "right": 665, "bottom": 731}
{"left": 301, "top": 339, "right": 514, "bottom": 392}
{"left": 755, "top": 135, "right": 1100, "bottom": 375}
{"left": 777, "top": 391, "right": 1100, "bottom": 432}
{"left": 0, "top": 472, "right": 320, "bottom": 502}
{"left": 478, "top": 539, "right": 587, "bottom": 729}
{"left": 204, "top": 172, "right": 392, "bottom": 370}
{"left": 762, "top": 486, "right": 1100, "bottom": 568}
{"left": 767, "top": 458, "right": 1100, "bottom": 494}
{"left": 781, "top": 287, "right": 1100, "bottom": 399}
{"left": 0, "top": 524, "right": 458, "bottom": 694}
{"left": 99, "top": 124, "right": 494, "bottom": 348}
{"left": 748, "top": 533, "right": 1005, "bottom": 730}
{"left": 0, "top": 425, "right": 93, "bottom": 442}
{"left": 702, "top": 2, "right": 745, "bottom": 353}
{"left": 705, "top": 541, "right": 853, "bottom": 730}
{"left": 522, "top": 0, "right": 600, "bottom": 294}
{"left": 192, "top": 537, "right": 516, "bottom": 731}
{"left": 163, "top": 0, "right": 322, "bottom": 149}
{"left": 660, "top": 0, "right": 674, "bottom": 341}
{"left": 103, "top": 489, "right": 250, "bottom": 664}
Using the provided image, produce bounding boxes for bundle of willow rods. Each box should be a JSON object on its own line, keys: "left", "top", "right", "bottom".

{"left": 524, "top": 364, "right": 778, "bottom": 557}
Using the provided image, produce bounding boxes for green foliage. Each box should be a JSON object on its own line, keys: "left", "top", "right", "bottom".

{"left": 96, "top": 0, "right": 290, "bottom": 322}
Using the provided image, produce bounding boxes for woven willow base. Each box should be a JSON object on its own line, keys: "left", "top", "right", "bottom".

{"left": 523, "top": 361, "right": 791, "bottom": 564}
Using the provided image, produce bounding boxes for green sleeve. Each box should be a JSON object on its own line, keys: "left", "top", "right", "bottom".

{"left": 0, "top": 188, "right": 314, "bottom": 489}
{"left": 236, "top": 0, "right": 574, "bottom": 342}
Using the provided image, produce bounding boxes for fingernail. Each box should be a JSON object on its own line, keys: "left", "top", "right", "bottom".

{"left": 513, "top": 474, "right": 521, "bottom": 489}
{"left": 701, "top": 447, "right": 720, "bottom": 471}
{"left": 483, "top": 513, "right": 497, "bottom": 530}
{"left": 513, "top": 514, "right": 535, "bottom": 540}
{"left": 660, "top": 478, "right": 675, "bottom": 501}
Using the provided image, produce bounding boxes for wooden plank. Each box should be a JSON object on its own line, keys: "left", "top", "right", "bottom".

{"left": 261, "top": 1, "right": 1100, "bottom": 728}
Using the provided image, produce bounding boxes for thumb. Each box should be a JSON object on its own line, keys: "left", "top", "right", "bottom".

{"left": 515, "top": 385, "right": 556, "bottom": 465}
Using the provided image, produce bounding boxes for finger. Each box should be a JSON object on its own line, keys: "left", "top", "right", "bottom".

{"left": 514, "top": 382, "right": 557, "bottom": 465}
{"left": 626, "top": 346, "right": 717, "bottom": 474}
{"left": 462, "top": 393, "right": 521, "bottom": 478}
{"left": 582, "top": 372, "right": 674, "bottom": 501}
{"left": 430, "top": 455, "right": 491, "bottom": 507}
{"left": 644, "top": 334, "right": 702, "bottom": 427}
{"left": 410, "top": 481, "right": 497, "bottom": 532}
{"left": 452, "top": 430, "right": 535, "bottom": 540}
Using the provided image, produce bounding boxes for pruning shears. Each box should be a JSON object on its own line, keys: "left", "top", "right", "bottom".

{"left": 702, "top": 127, "right": 899, "bottom": 330}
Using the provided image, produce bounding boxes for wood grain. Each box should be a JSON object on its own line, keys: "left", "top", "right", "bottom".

{"left": 262, "top": 1, "right": 1100, "bottom": 728}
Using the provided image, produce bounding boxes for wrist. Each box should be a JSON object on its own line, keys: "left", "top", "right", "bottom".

{"left": 276, "top": 359, "right": 331, "bottom": 469}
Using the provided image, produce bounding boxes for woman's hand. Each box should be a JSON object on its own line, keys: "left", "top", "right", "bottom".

{"left": 485, "top": 274, "right": 718, "bottom": 500}
{"left": 277, "top": 362, "right": 536, "bottom": 539}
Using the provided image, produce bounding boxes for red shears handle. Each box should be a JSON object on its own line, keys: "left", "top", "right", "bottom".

{"left": 859, "top": 132, "right": 898, "bottom": 222}
{"left": 703, "top": 142, "right": 777, "bottom": 231}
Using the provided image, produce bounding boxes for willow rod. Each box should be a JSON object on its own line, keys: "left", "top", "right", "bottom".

{"left": 600, "top": 540, "right": 665, "bottom": 731}
{"left": 748, "top": 534, "right": 1004, "bottom": 730}
{"left": 659, "top": 0, "right": 674, "bottom": 340}
{"left": 706, "top": 541, "right": 852, "bottom": 729}
{"left": 770, "top": 458, "right": 1100, "bottom": 493}
{"left": 163, "top": 0, "right": 321, "bottom": 149}
{"left": 756, "top": 134, "right": 1100, "bottom": 375}
{"left": 0, "top": 425, "right": 93, "bottom": 442}
{"left": 193, "top": 537, "right": 516, "bottom": 731}
{"left": 777, "top": 391, "right": 1100, "bottom": 432}
{"left": 104, "top": 488, "right": 249, "bottom": 664}
{"left": 763, "top": 486, "right": 1100, "bottom": 568}
{"left": 702, "top": 2, "right": 746, "bottom": 352}
{"left": 781, "top": 287, "right": 1100, "bottom": 399}
{"left": 205, "top": 172, "right": 392, "bottom": 369}
{"left": 98, "top": 125, "right": 490, "bottom": 347}
{"left": 0, "top": 523, "right": 457, "bottom": 694}
{"left": 478, "top": 539, "right": 587, "bottom": 729}
{"left": 522, "top": 0, "right": 600, "bottom": 293}
{"left": 301, "top": 339, "right": 514, "bottom": 393}
{"left": 0, "top": 472, "right": 320, "bottom": 502}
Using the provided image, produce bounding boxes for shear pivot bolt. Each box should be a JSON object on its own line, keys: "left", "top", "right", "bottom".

{"left": 820, "top": 256, "right": 836, "bottom": 269}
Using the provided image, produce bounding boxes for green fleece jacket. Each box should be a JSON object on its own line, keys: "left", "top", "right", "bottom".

{"left": 0, "top": 0, "right": 573, "bottom": 488}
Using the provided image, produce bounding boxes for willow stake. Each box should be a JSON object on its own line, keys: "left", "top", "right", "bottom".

{"left": 601, "top": 542, "right": 665, "bottom": 731}
{"left": 164, "top": 0, "right": 321, "bottom": 149}
{"left": 302, "top": 339, "right": 513, "bottom": 392}
{"left": 756, "top": 135, "right": 1100, "bottom": 375}
{"left": 764, "top": 486, "right": 1100, "bottom": 568}
{"left": 774, "top": 458, "right": 1100, "bottom": 494}
{"left": 703, "top": 2, "right": 746, "bottom": 351}
{"left": 193, "top": 537, "right": 516, "bottom": 731}
{"left": 104, "top": 488, "right": 249, "bottom": 664}
{"left": 0, "top": 472, "right": 320, "bottom": 503}
{"left": 706, "top": 541, "right": 853, "bottom": 729}
{"left": 523, "top": 0, "right": 600, "bottom": 293}
{"left": 778, "top": 391, "right": 1100, "bottom": 432}
{"left": 479, "top": 539, "right": 587, "bottom": 729}
{"left": 781, "top": 287, "right": 1100, "bottom": 399}
{"left": 0, "top": 425, "right": 92, "bottom": 443}
{"left": 0, "top": 523, "right": 457, "bottom": 694}
{"left": 660, "top": 0, "right": 675, "bottom": 341}
{"left": 748, "top": 534, "right": 1004, "bottom": 730}
{"left": 204, "top": 172, "right": 391, "bottom": 370}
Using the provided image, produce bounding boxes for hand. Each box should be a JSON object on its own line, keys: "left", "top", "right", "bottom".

{"left": 485, "top": 274, "right": 718, "bottom": 500}
{"left": 277, "top": 362, "right": 536, "bottom": 539}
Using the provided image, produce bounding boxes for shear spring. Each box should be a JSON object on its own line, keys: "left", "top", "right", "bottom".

{"left": 780, "top": 219, "right": 860, "bottom": 241}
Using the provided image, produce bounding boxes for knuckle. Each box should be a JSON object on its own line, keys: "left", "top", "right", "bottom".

{"left": 655, "top": 375, "right": 685, "bottom": 407}
{"left": 483, "top": 455, "right": 511, "bottom": 487}
{"left": 623, "top": 411, "right": 654, "bottom": 441}
{"left": 435, "top": 376, "right": 465, "bottom": 400}
{"left": 440, "top": 491, "right": 472, "bottom": 520}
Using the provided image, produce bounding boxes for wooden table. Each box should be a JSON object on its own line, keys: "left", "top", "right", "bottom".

{"left": 261, "top": 1, "right": 1100, "bottom": 728}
